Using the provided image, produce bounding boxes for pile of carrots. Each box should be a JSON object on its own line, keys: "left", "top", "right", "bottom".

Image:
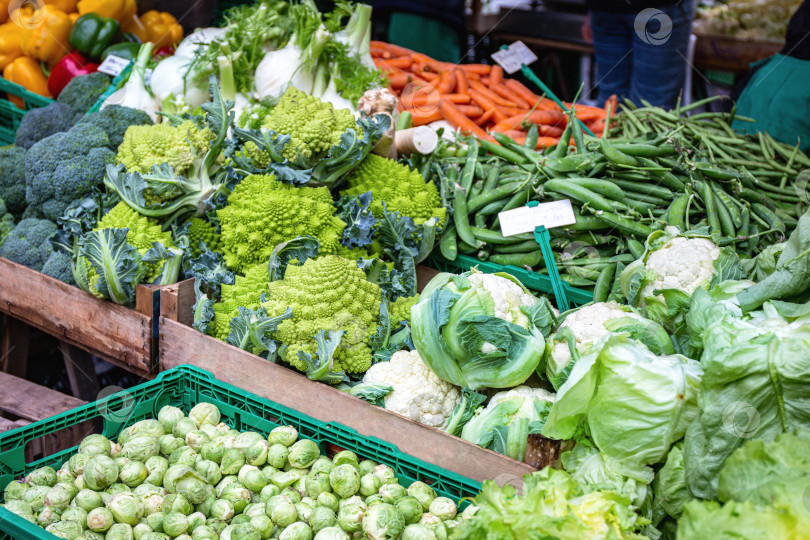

{"left": 370, "top": 41, "right": 608, "bottom": 149}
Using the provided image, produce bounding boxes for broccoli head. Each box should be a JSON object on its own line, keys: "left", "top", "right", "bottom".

{"left": 41, "top": 251, "right": 76, "bottom": 285}
{"left": 0, "top": 146, "right": 27, "bottom": 218}
{"left": 0, "top": 218, "right": 56, "bottom": 271}
{"left": 14, "top": 102, "right": 79, "bottom": 150}
{"left": 0, "top": 197, "right": 15, "bottom": 247}
{"left": 25, "top": 123, "right": 115, "bottom": 221}
{"left": 262, "top": 87, "right": 356, "bottom": 163}
{"left": 262, "top": 255, "right": 382, "bottom": 375}
{"left": 210, "top": 263, "right": 271, "bottom": 341}
{"left": 217, "top": 174, "right": 346, "bottom": 273}
{"left": 116, "top": 120, "right": 215, "bottom": 176}
{"left": 57, "top": 72, "right": 111, "bottom": 116}
{"left": 79, "top": 105, "right": 154, "bottom": 149}
{"left": 341, "top": 155, "right": 447, "bottom": 226}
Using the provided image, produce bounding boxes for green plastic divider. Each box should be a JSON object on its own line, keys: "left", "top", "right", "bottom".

{"left": 0, "top": 365, "right": 481, "bottom": 539}
{"left": 0, "top": 78, "right": 53, "bottom": 147}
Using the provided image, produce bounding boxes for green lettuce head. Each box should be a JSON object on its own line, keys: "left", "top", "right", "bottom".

{"left": 410, "top": 271, "right": 555, "bottom": 390}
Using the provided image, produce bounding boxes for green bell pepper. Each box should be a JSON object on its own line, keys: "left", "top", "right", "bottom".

{"left": 68, "top": 13, "right": 121, "bottom": 60}
{"left": 101, "top": 42, "right": 141, "bottom": 62}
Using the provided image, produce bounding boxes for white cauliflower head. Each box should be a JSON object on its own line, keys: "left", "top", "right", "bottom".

{"left": 467, "top": 272, "right": 539, "bottom": 327}
{"left": 487, "top": 385, "right": 556, "bottom": 413}
{"left": 362, "top": 350, "right": 461, "bottom": 429}
{"left": 640, "top": 236, "right": 720, "bottom": 299}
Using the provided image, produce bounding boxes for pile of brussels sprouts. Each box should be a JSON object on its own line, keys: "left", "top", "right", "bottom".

{"left": 1, "top": 403, "right": 474, "bottom": 540}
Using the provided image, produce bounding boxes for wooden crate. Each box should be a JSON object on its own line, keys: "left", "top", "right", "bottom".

{"left": 0, "top": 257, "right": 159, "bottom": 377}
{"left": 694, "top": 33, "right": 782, "bottom": 73}
{"left": 159, "top": 267, "right": 556, "bottom": 485}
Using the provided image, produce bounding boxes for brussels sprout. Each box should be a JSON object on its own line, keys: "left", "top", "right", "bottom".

{"left": 306, "top": 471, "right": 332, "bottom": 499}
{"left": 209, "top": 498, "right": 235, "bottom": 521}
{"left": 191, "top": 524, "right": 217, "bottom": 540}
{"left": 163, "top": 511, "right": 189, "bottom": 536}
{"left": 220, "top": 484, "right": 252, "bottom": 513}
{"left": 443, "top": 518, "right": 459, "bottom": 531}
{"left": 461, "top": 503, "right": 478, "bottom": 521}
{"left": 119, "top": 461, "right": 149, "bottom": 488}
{"left": 78, "top": 532, "right": 106, "bottom": 540}
{"left": 230, "top": 522, "right": 261, "bottom": 540}
{"left": 233, "top": 431, "right": 263, "bottom": 451}
{"left": 110, "top": 443, "right": 122, "bottom": 459}
{"left": 200, "top": 439, "right": 227, "bottom": 465}
{"left": 23, "top": 484, "right": 50, "bottom": 511}
{"left": 418, "top": 513, "right": 441, "bottom": 527}
{"left": 231, "top": 514, "right": 251, "bottom": 525}
{"left": 37, "top": 506, "right": 63, "bottom": 526}
{"left": 80, "top": 435, "right": 112, "bottom": 457}
{"left": 45, "top": 520, "right": 84, "bottom": 539}
{"left": 406, "top": 482, "right": 435, "bottom": 511}
{"left": 243, "top": 440, "right": 270, "bottom": 467}
{"left": 237, "top": 465, "right": 267, "bottom": 492}
{"left": 172, "top": 419, "right": 198, "bottom": 440}
{"left": 87, "top": 507, "right": 114, "bottom": 532}
{"left": 191, "top": 460, "right": 220, "bottom": 486}
{"left": 359, "top": 473, "right": 381, "bottom": 498}
{"left": 141, "top": 534, "right": 169, "bottom": 540}
{"left": 316, "top": 492, "right": 339, "bottom": 513}
{"left": 142, "top": 494, "right": 165, "bottom": 516}
{"left": 328, "top": 465, "right": 360, "bottom": 499}
{"left": 267, "top": 496, "right": 298, "bottom": 527}
{"left": 4, "top": 478, "right": 29, "bottom": 501}
{"left": 74, "top": 475, "right": 87, "bottom": 491}
{"left": 72, "top": 489, "right": 102, "bottom": 513}
{"left": 271, "top": 470, "right": 302, "bottom": 490}
{"left": 188, "top": 403, "right": 221, "bottom": 427}
{"left": 250, "top": 514, "right": 274, "bottom": 537}
{"left": 215, "top": 476, "right": 239, "bottom": 497}
{"left": 61, "top": 506, "right": 87, "bottom": 524}
{"left": 57, "top": 467, "right": 75, "bottom": 484}
{"left": 309, "top": 457, "right": 332, "bottom": 476}
{"left": 283, "top": 486, "right": 303, "bottom": 504}
{"left": 163, "top": 493, "right": 193, "bottom": 515}
{"left": 106, "top": 483, "right": 132, "bottom": 496}
{"left": 144, "top": 456, "right": 169, "bottom": 486}
{"left": 371, "top": 465, "right": 397, "bottom": 486}
{"left": 312, "top": 527, "right": 349, "bottom": 540}
{"left": 258, "top": 483, "right": 281, "bottom": 503}
{"left": 364, "top": 495, "right": 383, "bottom": 507}
{"left": 3, "top": 499, "right": 33, "bottom": 517}
{"left": 261, "top": 464, "right": 279, "bottom": 478}
{"left": 175, "top": 474, "right": 209, "bottom": 505}
{"left": 220, "top": 449, "right": 246, "bottom": 475}
{"left": 121, "top": 436, "right": 160, "bottom": 464}
{"left": 268, "top": 426, "right": 298, "bottom": 447}
{"left": 206, "top": 518, "right": 228, "bottom": 534}
{"left": 296, "top": 501, "right": 314, "bottom": 522}
{"left": 133, "top": 522, "right": 152, "bottom": 539}
{"left": 427, "top": 497, "right": 456, "bottom": 521}
{"left": 395, "top": 496, "right": 423, "bottom": 525}
{"left": 331, "top": 451, "right": 358, "bottom": 468}
{"left": 279, "top": 521, "right": 313, "bottom": 540}
{"left": 125, "top": 420, "right": 165, "bottom": 442}
{"left": 185, "top": 431, "right": 211, "bottom": 452}
{"left": 158, "top": 407, "right": 186, "bottom": 434}
{"left": 107, "top": 492, "right": 143, "bottom": 525}
{"left": 44, "top": 483, "right": 74, "bottom": 510}
{"left": 146, "top": 511, "right": 164, "bottom": 532}
{"left": 336, "top": 496, "right": 365, "bottom": 533}
{"left": 401, "top": 524, "right": 437, "bottom": 540}
{"left": 106, "top": 523, "right": 134, "bottom": 540}
{"left": 309, "top": 506, "right": 336, "bottom": 533}
{"left": 132, "top": 483, "right": 161, "bottom": 500}
{"left": 195, "top": 492, "right": 216, "bottom": 518}
{"left": 241, "top": 502, "right": 263, "bottom": 519}
{"left": 287, "top": 440, "right": 320, "bottom": 469}
{"left": 363, "top": 503, "right": 405, "bottom": 540}
{"left": 26, "top": 466, "right": 57, "bottom": 487}
{"left": 379, "top": 483, "right": 407, "bottom": 504}
{"left": 358, "top": 460, "right": 377, "bottom": 476}
{"left": 67, "top": 454, "right": 91, "bottom": 477}
{"left": 266, "top": 444, "right": 289, "bottom": 469}
{"left": 169, "top": 446, "right": 199, "bottom": 468}
{"left": 158, "top": 435, "right": 184, "bottom": 457}
{"left": 163, "top": 465, "right": 196, "bottom": 493}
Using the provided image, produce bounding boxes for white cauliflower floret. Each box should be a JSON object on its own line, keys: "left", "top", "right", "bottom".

{"left": 362, "top": 350, "right": 461, "bottom": 429}
{"left": 487, "top": 385, "right": 556, "bottom": 412}
{"left": 641, "top": 237, "right": 720, "bottom": 299}
{"left": 467, "top": 272, "right": 538, "bottom": 327}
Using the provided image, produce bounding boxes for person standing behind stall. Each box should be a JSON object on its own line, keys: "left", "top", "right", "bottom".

{"left": 583, "top": 1, "right": 695, "bottom": 109}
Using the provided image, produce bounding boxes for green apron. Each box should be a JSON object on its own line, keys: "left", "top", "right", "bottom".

{"left": 732, "top": 54, "right": 810, "bottom": 152}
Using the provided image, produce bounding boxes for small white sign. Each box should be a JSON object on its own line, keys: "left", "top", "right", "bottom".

{"left": 498, "top": 200, "right": 577, "bottom": 237}
{"left": 491, "top": 41, "right": 538, "bottom": 74}
{"left": 97, "top": 55, "right": 130, "bottom": 77}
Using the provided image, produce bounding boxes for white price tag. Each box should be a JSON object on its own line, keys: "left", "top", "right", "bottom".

{"left": 491, "top": 41, "right": 538, "bottom": 74}
{"left": 498, "top": 200, "right": 576, "bottom": 237}
{"left": 97, "top": 55, "right": 130, "bottom": 77}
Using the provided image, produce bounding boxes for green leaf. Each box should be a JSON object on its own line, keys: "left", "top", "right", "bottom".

{"left": 444, "top": 388, "right": 486, "bottom": 437}
{"left": 297, "top": 330, "right": 349, "bottom": 384}
{"left": 336, "top": 192, "right": 378, "bottom": 249}
{"left": 78, "top": 227, "right": 144, "bottom": 306}
{"left": 339, "top": 382, "right": 393, "bottom": 406}
{"left": 227, "top": 306, "right": 292, "bottom": 358}
{"left": 266, "top": 237, "right": 321, "bottom": 282}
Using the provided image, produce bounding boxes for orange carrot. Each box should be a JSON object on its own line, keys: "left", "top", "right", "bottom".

{"left": 465, "top": 71, "right": 481, "bottom": 81}
{"left": 419, "top": 70, "right": 439, "bottom": 82}
{"left": 409, "top": 109, "right": 443, "bottom": 126}
{"left": 491, "top": 110, "right": 566, "bottom": 133}
{"left": 454, "top": 68, "right": 468, "bottom": 95}
{"left": 442, "top": 93, "right": 471, "bottom": 104}
{"left": 502, "top": 129, "right": 527, "bottom": 139}
{"left": 371, "top": 41, "right": 414, "bottom": 58}
{"left": 540, "top": 125, "right": 564, "bottom": 138}
{"left": 504, "top": 79, "right": 540, "bottom": 104}
{"left": 439, "top": 99, "right": 492, "bottom": 140}
{"left": 491, "top": 83, "right": 529, "bottom": 108}
{"left": 489, "top": 65, "right": 504, "bottom": 86}
{"left": 459, "top": 64, "right": 491, "bottom": 75}
{"left": 469, "top": 80, "right": 517, "bottom": 107}
{"left": 469, "top": 89, "right": 507, "bottom": 123}
{"left": 370, "top": 45, "right": 388, "bottom": 58}
{"left": 456, "top": 104, "right": 484, "bottom": 117}
{"left": 374, "top": 56, "right": 413, "bottom": 70}
{"left": 480, "top": 76, "right": 490, "bottom": 86}
{"left": 386, "top": 70, "right": 411, "bottom": 89}
{"left": 400, "top": 85, "right": 441, "bottom": 111}
{"left": 475, "top": 108, "right": 496, "bottom": 126}
{"left": 436, "top": 69, "right": 457, "bottom": 94}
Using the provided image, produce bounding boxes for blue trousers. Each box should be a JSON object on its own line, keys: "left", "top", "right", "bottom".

{"left": 590, "top": 2, "right": 695, "bottom": 109}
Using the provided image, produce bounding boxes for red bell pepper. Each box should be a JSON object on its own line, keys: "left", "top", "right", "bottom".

{"left": 154, "top": 45, "right": 175, "bottom": 60}
{"left": 47, "top": 51, "right": 100, "bottom": 97}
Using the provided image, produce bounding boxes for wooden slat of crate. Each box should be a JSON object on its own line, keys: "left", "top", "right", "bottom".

{"left": 693, "top": 33, "right": 782, "bottom": 72}
{"left": 0, "top": 257, "right": 156, "bottom": 376}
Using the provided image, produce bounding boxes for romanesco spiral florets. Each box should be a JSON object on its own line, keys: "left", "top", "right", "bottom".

{"left": 263, "top": 256, "right": 382, "bottom": 375}
{"left": 389, "top": 294, "right": 420, "bottom": 326}
{"left": 217, "top": 174, "right": 346, "bottom": 273}
{"left": 262, "top": 87, "right": 356, "bottom": 163}
{"left": 340, "top": 154, "right": 447, "bottom": 226}
{"left": 211, "top": 263, "right": 270, "bottom": 341}
{"left": 186, "top": 217, "right": 220, "bottom": 258}
{"left": 116, "top": 120, "right": 214, "bottom": 175}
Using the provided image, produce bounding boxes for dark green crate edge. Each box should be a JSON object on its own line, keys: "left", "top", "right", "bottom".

{"left": 0, "top": 365, "right": 481, "bottom": 539}
{"left": 427, "top": 252, "right": 594, "bottom": 307}
{"left": 0, "top": 77, "right": 54, "bottom": 147}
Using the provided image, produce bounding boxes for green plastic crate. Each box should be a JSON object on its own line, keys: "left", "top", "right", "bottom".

{"left": 428, "top": 252, "right": 594, "bottom": 307}
{"left": 0, "top": 77, "right": 53, "bottom": 147}
{"left": 0, "top": 365, "right": 481, "bottom": 539}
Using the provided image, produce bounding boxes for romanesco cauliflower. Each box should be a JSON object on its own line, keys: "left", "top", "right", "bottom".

{"left": 262, "top": 87, "right": 356, "bottom": 163}
{"left": 262, "top": 255, "right": 382, "bottom": 375}
{"left": 341, "top": 155, "right": 447, "bottom": 226}
{"left": 117, "top": 120, "right": 214, "bottom": 176}
{"left": 186, "top": 217, "right": 220, "bottom": 258}
{"left": 217, "top": 174, "right": 346, "bottom": 273}
{"left": 389, "top": 294, "right": 419, "bottom": 326}
{"left": 210, "top": 263, "right": 271, "bottom": 341}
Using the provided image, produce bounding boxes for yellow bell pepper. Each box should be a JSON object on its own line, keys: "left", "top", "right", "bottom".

{"left": 138, "top": 10, "right": 183, "bottom": 48}
{"left": 0, "top": 0, "right": 8, "bottom": 24}
{"left": 20, "top": 5, "right": 73, "bottom": 66}
{"left": 68, "top": 12, "right": 80, "bottom": 24}
{"left": 3, "top": 56, "right": 52, "bottom": 107}
{"left": 77, "top": 0, "right": 135, "bottom": 22}
{"left": 45, "top": 0, "right": 78, "bottom": 13}
{"left": 0, "top": 22, "right": 27, "bottom": 70}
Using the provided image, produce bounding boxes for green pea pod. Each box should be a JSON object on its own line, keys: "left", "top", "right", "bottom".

{"left": 626, "top": 239, "right": 645, "bottom": 259}
{"left": 588, "top": 208, "right": 652, "bottom": 238}
{"left": 694, "top": 180, "right": 722, "bottom": 234}
{"left": 490, "top": 251, "right": 542, "bottom": 268}
{"left": 666, "top": 194, "right": 690, "bottom": 231}
{"left": 565, "top": 178, "right": 626, "bottom": 202}
{"left": 453, "top": 185, "right": 478, "bottom": 247}
{"left": 460, "top": 139, "right": 479, "bottom": 192}
{"left": 524, "top": 123, "right": 539, "bottom": 149}
{"left": 709, "top": 183, "right": 736, "bottom": 237}
{"left": 601, "top": 137, "right": 639, "bottom": 167}
{"left": 593, "top": 263, "right": 617, "bottom": 303}
{"left": 752, "top": 203, "right": 786, "bottom": 233}
{"left": 439, "top": 224, "right": 458, "bottom": 261}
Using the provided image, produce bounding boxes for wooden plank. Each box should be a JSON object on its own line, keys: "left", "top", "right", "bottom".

{"left": 160, "top": 317, "right": 535, "bottom": 483}
{"left": 0, "top": 372, "right": 85, "bottom": 422}
{"left": 1, "top": 315, "right": 29, "bottom": 378}
{"left": 60, "top": 343, "right": 100, "bottom": 402}
{"left": 0, "top": 416, "right": 29, "bottom": 432}
{"left": 160, "top": 280, "right": 195, "bottom": 326}
{"left": 693, "top": 33, "right": 782, "bottom": 73}
{"left": 0, "top": 257, "right": 154, "bottom": 375}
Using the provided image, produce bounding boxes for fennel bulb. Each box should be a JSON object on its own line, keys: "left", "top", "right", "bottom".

{"left": 102, "top": 43, "right": 159, "bottom": 122}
